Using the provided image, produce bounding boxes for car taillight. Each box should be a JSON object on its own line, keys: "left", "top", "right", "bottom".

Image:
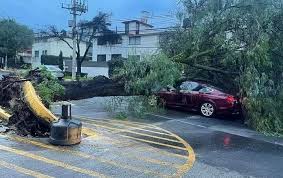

{"left": 226, "top": 96, "right": 236, "bottom": 104}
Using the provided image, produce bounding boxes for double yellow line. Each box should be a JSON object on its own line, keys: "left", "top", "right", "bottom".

{"left": 2, "top": 135, "right": 167, "bottom": 177}
{"left": 0, "top": 160, "right": 53, "bottom": 178}
{"left": 0, "top": 144, "right": 107, "bottom": 178}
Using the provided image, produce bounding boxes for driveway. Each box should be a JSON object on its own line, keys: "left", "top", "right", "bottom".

{"left": 0, "top": 97, "right": 282, "bottom": 177}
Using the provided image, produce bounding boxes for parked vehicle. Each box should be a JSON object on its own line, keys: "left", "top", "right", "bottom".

{"left": 44, "top": 65, "right": 64, "bottom": 80}
{"left": 157, "top": 81, "right": 241, "bottom": 117}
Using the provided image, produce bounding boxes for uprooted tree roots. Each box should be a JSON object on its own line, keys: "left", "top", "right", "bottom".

{"left": 0, "top": 76, "right": 50, "bottom": 137}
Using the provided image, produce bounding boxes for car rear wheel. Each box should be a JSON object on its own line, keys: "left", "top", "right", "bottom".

{"left": 200, "top": 103, "right": 215, "bottom": 117}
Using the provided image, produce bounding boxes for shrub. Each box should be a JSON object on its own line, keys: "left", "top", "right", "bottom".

{"left": 107, "top": 57, "right": 125, "bottom": 79}
{"left": 41, "top": 55, "right": 61, "bottom": 65}
{"left": 34, "top": 67, "right": 65, "bottom": 107}
{"left": 107, "top": 53, "right": 182, "bottom": 118}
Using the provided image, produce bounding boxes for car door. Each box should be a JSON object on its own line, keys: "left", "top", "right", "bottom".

{"left": 164, "top": 91, "right": 183, "bottom": 106}
{"left": 179, "top": 82, "right": 200, "bottom": 108}
{"left": 181, "top": 91, "right": 199, "bottom": 108}
{"left": 158, "top": 87, "right": 183, "bottom": 107}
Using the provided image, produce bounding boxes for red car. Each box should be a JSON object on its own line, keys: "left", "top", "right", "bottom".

{"left": 157, "top": 81, "right": 241, "bottom": 117}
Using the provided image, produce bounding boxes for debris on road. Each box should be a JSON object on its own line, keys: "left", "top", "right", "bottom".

{"left": 0, "top": 75, "right": 53, "bottom": 137}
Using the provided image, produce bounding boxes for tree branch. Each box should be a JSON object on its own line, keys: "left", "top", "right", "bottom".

{"left": 192, "top": 64, "right": 239, "bottom": 75}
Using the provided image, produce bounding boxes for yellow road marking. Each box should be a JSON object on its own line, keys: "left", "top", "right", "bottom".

{"left": 74, "top": 115, "right": 167, "bottom": 131}
{"left": 170, "top": 133, "right": 196, "bottom": 177}
{"left": 6, "top": 136, "right": 167, "bottom": 177}
{"left": 120, "top": 135, "right": 187, "bottom": 151}
{"left": 81, "top": 121, "right": 182, "bottom": 144}
{"left": 80, "top": 117, "right": 175, "bottom": 137}
{"left": 133, "top": 145, "right": 189, "bottom": 160}
{"left": 82, "top": 127, "right": 97, "bottom": 138}
{"left": 0, "top": 160, "right": 53, "bottom": 178}
{"left": 0, "top": 145, "right": 107, "bottom": 178}
{"left": 85, "top": 132, "right": 189, "bottom": 160}
{"left": 122, "top": 151, "right": 180, "bottom": 168}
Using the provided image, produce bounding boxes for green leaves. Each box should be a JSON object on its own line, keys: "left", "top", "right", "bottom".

{"left": 0, "top": 19, "right": 33, "bottom": 57}
{"left": 115, "top": 54, "right": 182, "bottom": 96}
{"left": 163, "top": 0, "right": 283, "bottom": 136}
{"left": 34, "top": 68, "right": 65, "bottom": 107}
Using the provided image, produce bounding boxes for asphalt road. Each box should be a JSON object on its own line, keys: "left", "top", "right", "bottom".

{"left": 52, "top": 97, "right": 283, "bottom": 178}
{"left": 0, "top": 96, "right": 282, "bottom": 177}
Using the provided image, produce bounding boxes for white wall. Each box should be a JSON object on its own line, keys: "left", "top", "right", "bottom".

{"left": 77, "top": 67, "right": 109, "bottom": 78}
{"left": 32, "top": 38, "right": 87, "bottom": 59}
{"left": 92, "top": 33, "right": 160, "bottom": 61}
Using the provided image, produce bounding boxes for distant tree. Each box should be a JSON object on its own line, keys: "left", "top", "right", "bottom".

{"left": 43, "top": 12, "right": 121, "bottom": 78}
{"left": 0, "top": 19, "right": 33, "bottom": 65}
{"left": 58, "top": 51, "right": 64, "bottom": 71}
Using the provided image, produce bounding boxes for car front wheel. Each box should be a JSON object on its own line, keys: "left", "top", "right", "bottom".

{"left": 200, "top": 103, "right": 215, "bottom": 117}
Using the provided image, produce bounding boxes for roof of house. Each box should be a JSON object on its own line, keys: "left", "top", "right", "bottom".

{"left": 122, "top": 20, "right": 154, "bottom": 28}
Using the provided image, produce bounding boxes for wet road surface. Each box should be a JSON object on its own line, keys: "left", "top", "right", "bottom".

{"left": 0, "top": 97, "right": 281, "bottom": 177}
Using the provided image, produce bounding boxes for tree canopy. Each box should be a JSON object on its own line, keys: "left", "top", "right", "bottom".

{"left": 44, "top": 12, "right": 121, "bottom": 77}
{"left": 160, "top": 0, "right": 283, "bottom": 135}
{"left": 0, "top": 19, "right": 33, "bottom": 57}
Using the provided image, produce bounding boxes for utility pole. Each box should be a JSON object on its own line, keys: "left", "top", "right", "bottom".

{"left": 62, "top": 0, "right": 88, "bottom": 80}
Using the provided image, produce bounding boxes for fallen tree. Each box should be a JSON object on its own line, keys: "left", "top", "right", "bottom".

{"left": 59, "top": 76, "right": 126, "bottom": 100}
{"left": 0, "top": 76, "right": 57, "bottom": 136}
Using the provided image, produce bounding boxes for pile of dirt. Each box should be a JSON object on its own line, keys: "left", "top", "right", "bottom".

{"left": 0, "top": 76, "right": 50, "bottom": 137}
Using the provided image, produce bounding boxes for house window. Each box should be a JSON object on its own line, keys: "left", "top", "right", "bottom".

{"left": 129, "top": 36, "right": 141, "bottom": 45}
{"left": 111, "top": 54, "right": 122, "bottom": 60}
{"left": 128, "top": 55, "right": 140, "bottom": 60}
{"left": 97, "top": 55, "right": 106, "bottom": 62}
{"left": 136, "top": 23, "right": 140, "bottom": 35}
{"left": 42, "top": 50, "right": 47, "bottom": 55}
{"left": 35, "top": 51, "right": 39, "bottom": 57}
{"left": 125, "top": 23, "right": 129, "bottom": 34}
{"left": 97, "top": 37, "right": 107, "bottom": 45}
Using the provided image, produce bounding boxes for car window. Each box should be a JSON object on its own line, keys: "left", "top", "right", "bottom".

{"left": 180, "top": 82, "right": 200, "bottom": 91}
{"left": 199, "top": 87, "right": 214, "bottom": 93}
{"left": 45, "top": 66, "right": 61, "bottom": 71}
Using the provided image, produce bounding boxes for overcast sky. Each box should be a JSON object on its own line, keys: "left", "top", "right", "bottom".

{"left": 0, "top": 0, "right": 180, "bottom": 31}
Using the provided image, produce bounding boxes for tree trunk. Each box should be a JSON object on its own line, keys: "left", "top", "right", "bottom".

{"left": 76, "top": 58, "right": 82, "bottom": 79}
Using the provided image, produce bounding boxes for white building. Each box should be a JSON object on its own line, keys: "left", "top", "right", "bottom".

{"left": 32, "top": 37, "right": 88, "bottom": 67}
{"left": 92, "top": 20, "right": 162, "bottom": 62}
{"left": 32, "top": 37, "right": 88, "bottom": 58}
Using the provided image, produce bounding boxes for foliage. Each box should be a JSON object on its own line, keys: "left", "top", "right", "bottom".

{"left": 0, "top": 19, "right": 33, "bottom": 57}
{"left": 110, "top": 54, "right": 181, "bottom": 118}
{"left": 34, "top": 67, "right": 65, "bottom": 107}
{"left": 115, "top": 54, "right": 182, "bottom": 96}
{"left": 107, "top": 57, "right": 125, "bottom": 79}
{"left": 160, "top": 0, "right": 283, "bottom": 135}
{"left": 41, "top": 55, "right": 66, "bottom": 65}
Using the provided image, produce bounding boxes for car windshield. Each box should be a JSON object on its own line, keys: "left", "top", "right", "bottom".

{"left": 180, "top": 82, "right": 202, "bottom": 91}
